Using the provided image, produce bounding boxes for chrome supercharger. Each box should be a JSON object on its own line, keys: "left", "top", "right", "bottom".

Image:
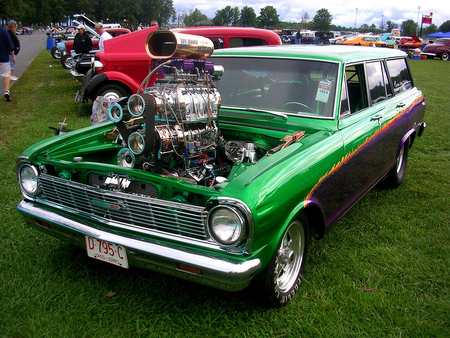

{"left": 108, "top": 31, "right": 227, "bottom": 185}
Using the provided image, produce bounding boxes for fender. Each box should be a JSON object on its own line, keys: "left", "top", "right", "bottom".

{"left": 102, "top": 71, "right": 143, "bottom": 93}
{"left": 400, "top": 120, "right": 427, "bottom": 153}
{"left": 85, "top": 71, "right": 144, "bottom": 101}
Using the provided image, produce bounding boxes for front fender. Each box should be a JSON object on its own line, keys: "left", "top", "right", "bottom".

{"left": 100, "top": 71, "right": 143, "bottom": 94}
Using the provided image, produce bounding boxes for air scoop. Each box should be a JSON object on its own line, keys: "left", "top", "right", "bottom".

{"left": 145, "top": 31, "right": 214, "bottom": 60}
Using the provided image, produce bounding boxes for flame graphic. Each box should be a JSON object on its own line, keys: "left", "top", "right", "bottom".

{"left": 305, "top": 95, "right": 424, "bottom": 206}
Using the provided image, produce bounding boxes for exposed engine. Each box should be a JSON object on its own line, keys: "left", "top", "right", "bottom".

{"left": 107, "top": 31, "right": 259, "bottom": 186}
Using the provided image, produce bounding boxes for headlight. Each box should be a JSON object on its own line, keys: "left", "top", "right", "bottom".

{"left": 92, "top": 60, "right": 103, "bottom": 73}
{"left": 208, "top": 206, "right": 246, "bottom": 246}
{"left": 18, "top": 164, "right": 39, "bottom": 196}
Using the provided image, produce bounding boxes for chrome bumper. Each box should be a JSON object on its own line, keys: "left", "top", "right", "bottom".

{"left": 17, "top": 200, "right": 261, "bottom": 292}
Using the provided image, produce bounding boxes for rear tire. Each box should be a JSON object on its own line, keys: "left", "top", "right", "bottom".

{"left": 256, "top": 214, "right": 309, "bottom": 307}
{"left": 441, "top": 52, "right": 449, "bottom": 61}
{"left": 384, "top": 140, "right": 409, "bottom": 189}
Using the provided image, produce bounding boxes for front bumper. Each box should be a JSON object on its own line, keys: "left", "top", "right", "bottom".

{"left": 70, "top": 68, "right": 85, "bottom": 80}
{"left": 17, "top": 199, "right": 261, "bottom": 292}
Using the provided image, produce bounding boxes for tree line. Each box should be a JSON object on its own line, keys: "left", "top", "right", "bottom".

{"left": 0, "top": 0, "right": 176, "bottom": 28}
{"left": 1, "top": 1, "right": 448, "bottom": 36}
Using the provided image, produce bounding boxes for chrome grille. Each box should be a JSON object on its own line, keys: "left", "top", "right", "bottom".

{"left": 37, "top": 174, "right": 209, "bottom": 239}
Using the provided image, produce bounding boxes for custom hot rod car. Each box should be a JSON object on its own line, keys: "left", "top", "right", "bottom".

{"left": 17, "top": 32, "right": 426, "bottom": 307}
{"left": 75, "top": 26, "right": 281, "bottom": 103}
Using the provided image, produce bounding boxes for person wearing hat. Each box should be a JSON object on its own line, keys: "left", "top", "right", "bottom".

{"left": 95, "top": 22, "right": 112, "bottom": 52}
{"left": 73, "top": 24, "right": 93, "bottom": 54}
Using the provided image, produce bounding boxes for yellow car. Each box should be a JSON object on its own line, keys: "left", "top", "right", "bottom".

{"left": 343, "top": 35, "right": 390, "bottom": 47}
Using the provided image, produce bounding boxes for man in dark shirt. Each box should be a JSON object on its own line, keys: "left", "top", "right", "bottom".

{"left": 73, "top": 24, "right": 93, "bottom": 54}
{"left": 0, "top": 27, "right": 15, "bottom": 102}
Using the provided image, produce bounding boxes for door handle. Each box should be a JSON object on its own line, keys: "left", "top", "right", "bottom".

{"left": 396, "top": 102, "right": 406, "bottom": 108}
{"left": 371, "top": 115, "right": 382, "bottom": 125}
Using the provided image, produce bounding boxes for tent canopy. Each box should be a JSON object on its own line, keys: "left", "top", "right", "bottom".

{"left": 427, "top": 32, "right": 450, "bottom": 38}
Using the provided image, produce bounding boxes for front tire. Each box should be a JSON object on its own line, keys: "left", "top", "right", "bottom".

{"left": 257, "top": 215, "right": 309, "bottom": 307}
{"left": 94, "top": 83, "right": 132, "bottom": 102}
{"left": 51, "top": 46, "right": 61, "bottom": 59}
{"left": 61, "top": 53, "right": 75, "bottom": 69}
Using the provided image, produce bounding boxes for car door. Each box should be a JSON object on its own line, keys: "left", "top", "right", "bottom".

{"left": 337, "top": 62, "right": 391, "bottom": 210}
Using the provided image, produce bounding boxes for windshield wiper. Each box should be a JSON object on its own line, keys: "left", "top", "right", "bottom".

{"left": 222, "top": 106, "right": 288, "bottom": 120}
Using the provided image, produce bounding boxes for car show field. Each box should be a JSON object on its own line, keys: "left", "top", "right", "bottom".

{"left": 0, "top": 42, "right": 448, "bottom": 336}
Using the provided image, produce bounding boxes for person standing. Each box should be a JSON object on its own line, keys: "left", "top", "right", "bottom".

{"left": 296, "top": 30, "right": 302, "bottom": 44}
{"left": 94, "top": 22, "right": 112, "bottom": 52}
{"left": 7, "top": 21, "right": 20, "bottom": 81}
{"left": 0, "top": 26, "right": 15, "bottom": 102}
{"left": 73, "top": 24, "right": 93, "bottom": 54}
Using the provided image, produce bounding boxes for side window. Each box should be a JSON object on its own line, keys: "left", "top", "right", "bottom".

{"left": 209, "top": 38, "right": 224, "bottom": 49}
{"left": 366, "top": 61, "right": 389, "bottom": 105}
{"left": 340, "top": 75, "right": 349, "bottom": 116}
{"left": 228, "top": 38, "right": 269, "bottom": 48}
{"left": 345, "top": 64, "right": 368, "bottom": 114}
{"left": 242, "top": 38, "right": 268, "bottom": 47}
{"left": 386, "top": 58, "right": 413, "bottom": 94}
{"left": 229, "top": 38, "right": 244, "bottom": 47}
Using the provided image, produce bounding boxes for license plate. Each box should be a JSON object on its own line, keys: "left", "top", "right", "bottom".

{"left": 85, "top": 236, "right": 128, "bottom": 268}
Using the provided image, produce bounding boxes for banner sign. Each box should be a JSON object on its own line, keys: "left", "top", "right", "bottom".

{"left": 422, "top": 13, "right": 433, "bottom": 24}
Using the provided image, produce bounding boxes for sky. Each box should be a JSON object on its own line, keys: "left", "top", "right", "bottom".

{"left": 172, "top": 1, "right": 449, "bottom": 30}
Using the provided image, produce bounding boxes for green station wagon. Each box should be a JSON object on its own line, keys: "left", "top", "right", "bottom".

{"left": 17, "top": 32, "right": 426, "bottom": 307}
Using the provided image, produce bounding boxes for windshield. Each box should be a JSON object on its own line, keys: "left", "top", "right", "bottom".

{"left": 212, "top": 57, "right": 338, "bottom": 118}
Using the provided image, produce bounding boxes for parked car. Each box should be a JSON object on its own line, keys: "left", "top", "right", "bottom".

{"left": 75, "top": 26, "right": 282, "bottom": 103}
{"left": 400, "top": 35, "right": 423, "bottom": 49}
{"left": 60, "top": 28, "right": 131, "bottom": 68}
{"left": 172, "top": 26, "right": 281, "bottom": 48}
{"left": 330, "top": 34, "right": 355, "bottom": 44}
{"left": 340, "top": 35, "right": 391, "bottom": 47}
{"left": 422, "top": 38, "right": 450, "bottom": 60}
{"left": 20, "top": 27, "right": 33, "bottom": 35}
{"left": 380, "top": 33, "right": 397, "bottom": 47}
{"left": 17, "top": 35, "right": 426, "bottom": 306}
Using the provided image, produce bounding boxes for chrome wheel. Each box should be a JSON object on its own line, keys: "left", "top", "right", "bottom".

{"left": 384, "top": 140, "right": 409, "bottom": 189}
{"left": 275, "top": 221, "right": 305, "bottom": 293}
{"left": 256, "top": 215, "right": 309, "bottom": 307}
{"left": 395, "top": 146, "right": 404, "bottom": 174}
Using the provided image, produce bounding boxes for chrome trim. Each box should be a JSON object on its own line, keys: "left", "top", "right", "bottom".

{"left": 207, "top": 205, "right": 246, "bottom": 246}
{"left": 216, "top": 197, "right": 254, "bottom": 253}
{"left": 17, "top": 163, "right": 39, "bottom": 197}
{"left": 17, "top": 200, "right": 261, "bottom": 291}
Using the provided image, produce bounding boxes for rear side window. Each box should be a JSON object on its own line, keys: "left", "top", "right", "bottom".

{"left": 366, "top": 61, "right": 392, "bottom": 105}
{"left": 386, "top": 59, "right": 413, "bottom": 94}
{"left": 229, "top": 38, "right": 269, "bottom": 48}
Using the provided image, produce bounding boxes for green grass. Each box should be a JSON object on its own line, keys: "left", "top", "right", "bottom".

{"left": 0, "top": 52, "right": 449, "bottom": 337}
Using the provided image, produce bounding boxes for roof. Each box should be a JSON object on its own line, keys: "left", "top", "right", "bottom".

{"left": 172, "top": 26, "right": 281, "bottom": 43}
{"left": 211, "top": 45, "right": 408, "bottom": 63}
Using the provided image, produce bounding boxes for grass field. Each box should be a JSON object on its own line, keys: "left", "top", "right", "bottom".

{"left": 0, "top": 51, "right": 448, "bottom": 337}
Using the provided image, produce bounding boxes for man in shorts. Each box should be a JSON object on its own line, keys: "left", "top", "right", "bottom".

{"left": 0, "top": 26, "right": 16, "bottom": 102}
